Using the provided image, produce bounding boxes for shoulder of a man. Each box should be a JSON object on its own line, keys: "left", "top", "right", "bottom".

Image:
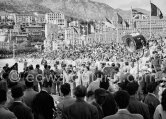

{"left": 132, "top": 113, "right": 144, "bottom": 119}
{"left": 0, "top": 107, "right": 17, "bottom": 119}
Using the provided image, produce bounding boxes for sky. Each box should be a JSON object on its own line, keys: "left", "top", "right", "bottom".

{"left": 92, "top": 0, "right": 166, "bottom": 15}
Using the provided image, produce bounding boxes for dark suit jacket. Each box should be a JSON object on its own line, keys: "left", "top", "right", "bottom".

{"left": 9, "top": 102, "right": 33, "bottom": 119}
{"left": 128, "top": 96, "right": 150, "bottom": 119}
{"left": 32, "top": 91, "right": 55, "bottom": 119}
{"left": 64, "top": 99, "right": 99, "bottom": 119}
{"left": 144, "top": 93, "right": 160, "bottom": 119}
{"left": 23, "top": 88, "right": 38, "bottom": 109}
{"left": 92, "top": 101, "right": 103, "bottom": 119}
{"left": 0, "top": 105, "right": 17, "bottom": 119}
{"left": 102, "top": 92, "right": 117, "bottom": 117}
{"left": 103, "top": 109, "right": 143, "bottom": 119}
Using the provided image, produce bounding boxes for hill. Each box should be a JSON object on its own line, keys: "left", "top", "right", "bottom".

{"left": 1, "top": 0, "right": 161, "bottom": 21}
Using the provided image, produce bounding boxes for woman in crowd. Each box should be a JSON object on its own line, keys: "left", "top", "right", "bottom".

{"left": 154, "top": 89, "right": 166, "bottom": 119}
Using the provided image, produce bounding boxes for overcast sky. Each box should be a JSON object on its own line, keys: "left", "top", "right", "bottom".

{"left": 92, "top": 0, "right": 166, "bottom": 15}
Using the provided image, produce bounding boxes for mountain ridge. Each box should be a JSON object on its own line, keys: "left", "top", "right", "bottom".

{"left": 0, "top": 0, "right": 161, "bottom": 21}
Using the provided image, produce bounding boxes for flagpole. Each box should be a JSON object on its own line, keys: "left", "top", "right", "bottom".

{"left": 131, "top": 6, "right": 134, "bottom": 33}
{"left": 117, "top": 23, "right": 119, "bottom": 43}
{"left": 105, "top": 26, "right": 107, "bottom": 44}
{"left": 116, "top": 13, "right": 119, "bottom": 43}
{"left": 87, "top": 20, "right": 88, "bottom": 44}
{"left": 150, "top": 0, "right": 152, "bottom": 39}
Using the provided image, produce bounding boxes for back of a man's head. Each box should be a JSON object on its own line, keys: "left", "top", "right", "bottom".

{"left": 36, "top": 64, "right": 40, "bottom": 69}
{"left": 114, "top": 90, "right": 130, "bottom": 109}
{"left": 126, "top": 81, "right": 139, "bottom": 96}
{"left": 25, "top": 80, "right": 34, "bottom": 89}
{"left": 0, "top": 89, "right": 7, "bottom": 104}
{"left": 74, "top": 85, "right": 87, "bottom": 98}
{"left": 100, "top": 78, "right": 109, "bottom": 90}
{"left": 11, "top": 85, "right": 24, "bottom": 99}
{"left": 95, "top": 88, "right": 106, "bottom": 105}
{"left": 60, "top": 83, "right": 71, "bottom": 96}
{"left": 29, "top": 65, "right": 34, "bottom": 70}
{"left": 147, "top": 82, "right": 159, "bottom": 93}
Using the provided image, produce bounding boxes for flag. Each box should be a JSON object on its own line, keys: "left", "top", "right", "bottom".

{"left": 117, "top": 13, "right": 123, "bottom": 24}
{"left": 80, "top": 25, "right": 87, "bottom": 35}
{"left": 124, "top": 21, "right": 129, "bottom": 27}
{"left": 151, "top": 3, "right": 163, "bottom": 19}
{"left": 134, "top": 21, "right": 137, "bottom": 28}
{"left": 105, "top": 17, "right": 116, "bottom": 28}
{"left": 73, "top": 27, "right": 79, "bottom": 34}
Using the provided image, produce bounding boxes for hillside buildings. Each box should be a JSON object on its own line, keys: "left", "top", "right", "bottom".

{"left": 0, "top": 10, "right": 166, "bottom": 51}
{"left": 45, "top": 12, "right": 67, "bottom": 28}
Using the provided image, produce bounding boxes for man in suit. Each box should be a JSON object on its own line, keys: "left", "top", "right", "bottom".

{"left": 32, "top": 79, "right": 55, "bottom": 119}
{"left": 103, "top": 90, "right": 143, "bottom": 119}
{"left": 23, "top": 79, "right": 38, "bottom": 109}
{"left": 57, "top": 83, "right": 75, "bottom": 111}
{"left": 0, "top": 89, "right": 17, "bottom": 119}
{"left": 63, "top": 85, "right": 99, "bottom": 119}
{"left": 28, "top": 65, "right": 38, "bottom": 92}
{"left": 126, "top": 81, "right": 150, "bottom": 119}
{"left": 91, "top": 88, "right": 106, "bottom": 119}
{"left": 9, "top": 85, "right": 33, "bottom": 119}
{"left": 144, "top": 82, "right": 160, "bottom": 119}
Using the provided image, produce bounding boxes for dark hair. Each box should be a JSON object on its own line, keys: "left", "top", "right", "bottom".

{"left": 141, "top": 74, "right": 155, "bottom": 95}
{"left": 126, "top": 81, "right": 139, "bottom": 95}
{"left": 147, "top": 82, "right": 159, "bottom": 93}
{"left": 95, "top": 71, "right": 104, "bottom": 78}
{"left": 118, "top": 74, "right": 134, "bottom": 90}
{"left": 100, "top": 77, "right": 109, "bottom": 90}
{"left": 11, "top": 85, "right": 24, "bottom": 99}
{"left": 25, "top": 80, "right": 34, "bottom": 88}
{"left": 161, "top": 89, "right": 166, "bottom": 111}
{"left": 74, "top": 85, "right": 87, "bottom": 98}
{"left": 95, "top": 88, "right": 106, "bottom": 105}
{"left": 114, "top": 90, "right": 130, "bottom": 109}
{"left": 42, "top": 79, "right": 52, "bottom": 88}
{"left": 48, "top": 65, "right": 51, "bottom": 69}
{"left": 112, "top": 63, "right": 115, "bottom": 67}
{"left": 86, "top": 91, "right": 94, "bottom": 98}
{"left": 8, "top": 81, "right": 18, "bottom": 89}
{"left": 29, "top": 65, "right": 34, "bottom": 70}
{"left": 44, "top": 65, "right": 47, "bottom": 69}
{"left": 60, "top": 83, "right": 71, "bottom": 96}
{"left": 36, "top": 64, "right": 40, "bottom": 68}
{"left": 0, "top": 89, "right": 7, "bottom": 103}
{"left": 125, "top": 62, "right": 129, "bottom": 66}
{"left": 114, "top": 67, "right": 119, "bottom": 72}
{"left": 2, "top": 73, "right": 8, "bottom": 80}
